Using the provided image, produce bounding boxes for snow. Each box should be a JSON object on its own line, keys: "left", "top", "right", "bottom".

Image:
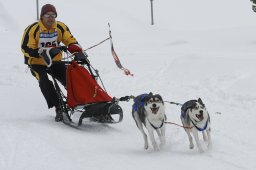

{"left": 1, "top": 0, "right": 256, "bottom": 169}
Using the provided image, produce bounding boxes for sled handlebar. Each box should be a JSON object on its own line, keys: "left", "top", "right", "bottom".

{"left": 51, "top": 60, "right": 89, "bottom": 66}
{"left": 56, "top": 46, "right": 68, "bottom": 52}
{"left": 60, "top": 60, "right": 88, "bottom": 65}
{"left": 51, "top": 46, "right": 90, "bottom": 64}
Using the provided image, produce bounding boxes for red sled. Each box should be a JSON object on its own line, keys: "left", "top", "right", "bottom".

{"left": 48, "top": 49, "right": 123, "bottom": 127}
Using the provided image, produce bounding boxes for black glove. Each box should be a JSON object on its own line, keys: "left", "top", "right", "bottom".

{"left": 74, "top": 52, "right": 89, "bottom": 63}
{"left": 57, "top": 46, "right": 68, "bottom": 52}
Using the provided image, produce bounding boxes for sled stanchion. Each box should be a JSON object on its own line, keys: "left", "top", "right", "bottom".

{"left": 88, "top": 64, "right": 108, "bottom": 93}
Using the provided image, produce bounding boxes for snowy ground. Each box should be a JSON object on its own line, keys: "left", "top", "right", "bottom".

{"left": 1, "top": 0, "right": 256, "bottom": 170}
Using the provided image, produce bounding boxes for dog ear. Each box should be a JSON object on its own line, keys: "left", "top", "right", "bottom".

{"left": 155, "top": 94, "right": 164, "bottom": 103}
{"left": 198, "top": 98, "right": 205, "bottom": 107}
{"left": 144, "top": 92, "right": 153, "bottom": 101}
{"left": 142, "top": 93, "right": 151, "bottom": 104}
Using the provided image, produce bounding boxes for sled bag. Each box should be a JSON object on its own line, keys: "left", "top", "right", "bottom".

{"left": 67, "top": 61, "right": 112, "bottom": 108}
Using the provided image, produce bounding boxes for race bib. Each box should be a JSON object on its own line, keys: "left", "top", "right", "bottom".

{"left": 39, "top": 31, "right": 58, "bottom": 48}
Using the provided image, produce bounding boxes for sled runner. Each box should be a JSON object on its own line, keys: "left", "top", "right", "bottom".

{"left": 46, "top": 47, "right": 124, "bottom": 127}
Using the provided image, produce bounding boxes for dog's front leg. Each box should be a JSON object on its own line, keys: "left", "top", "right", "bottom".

{"left": 202, "top": 131, "right": 208, "bottom": 142}
{"left": 206, "top": 128, "right": 212, "bottom": 149}
{"left": 192, "top": 128, "right": 203, "bottom": 153}
{"left": 138, "top": 124, "right": 149, "bottom": 150}
{"left": 185, "top": 129, "right": 194, "bottom": 149}
{"left": 141, "top": 129, "right": 149, "bottom": 150}
{"left": 133, "top": 112, "right": 149, "bottom": 150}
{"left": 158, "top": 127, "right": 166, "bottom": 148}
{"left": 148, "top": 129, "right": 159, "bottom": 151}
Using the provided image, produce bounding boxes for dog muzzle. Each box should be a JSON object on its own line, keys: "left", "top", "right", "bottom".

{"left": 196, "top": 112, "right": 204, "bottom": 121}
{"left": 151, "top": 107, "right": 159, "bottom": 114}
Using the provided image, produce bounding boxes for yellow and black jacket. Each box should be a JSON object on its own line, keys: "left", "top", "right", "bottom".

{"left": 21, "top": 20, "right": 78, "bottom": 66}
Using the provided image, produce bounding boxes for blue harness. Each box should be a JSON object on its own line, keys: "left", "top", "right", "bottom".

{"left": 191, "top": 116, "right": 209, "bottom": 131}
{"left": 132, "top": 93, "right": 148, "bottom": 112}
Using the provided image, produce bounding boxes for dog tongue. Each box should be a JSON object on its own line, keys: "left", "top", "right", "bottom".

{"left": 151, "top": 107, "right": 159, "bottom": 114}
{"left": 196, "top": 114, "right": 203, "bottom": 120}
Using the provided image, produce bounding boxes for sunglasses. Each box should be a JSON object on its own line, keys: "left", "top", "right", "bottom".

{"left": 44, "top": 14, "right": 57, "bottom": 18}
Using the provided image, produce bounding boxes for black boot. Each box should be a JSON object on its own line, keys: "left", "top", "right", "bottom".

{"left": 55, "top": 106, "right": 63, "bottom": 122}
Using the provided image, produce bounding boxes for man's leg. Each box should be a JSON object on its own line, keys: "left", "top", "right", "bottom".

{"left": 30, "top": 65, "right": 63, "bottom": 121}
{"left": 49, "top": 62, "right": 67, "bottom": 87}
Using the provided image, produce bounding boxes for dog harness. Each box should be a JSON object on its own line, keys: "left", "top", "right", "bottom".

{"left": 132, "top": 93, "right": 148, "bottom": 112}
{"left": 148, "top": 118, "right": 165, "bottom": 130}
{"left": 190, "top": 116, "right": 209, "bottom": 131}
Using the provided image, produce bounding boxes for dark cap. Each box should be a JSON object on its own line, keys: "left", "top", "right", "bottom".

{"left": 40, "top": 4, "right": 57, "bottom": 18}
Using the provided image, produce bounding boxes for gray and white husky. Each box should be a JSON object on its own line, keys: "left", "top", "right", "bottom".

{"left": 181, "top": 98, "right": 212, "bottom": 153}
{"left": 132, "top": 92, "right": 166, "bottom": 151}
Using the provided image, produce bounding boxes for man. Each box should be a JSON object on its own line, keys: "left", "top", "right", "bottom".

{"left": 21, "top": 4, "right": 83, "bottom": 122}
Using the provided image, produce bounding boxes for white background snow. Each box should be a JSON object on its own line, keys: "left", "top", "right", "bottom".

{"left": 1, "top": 0, "right": 256, "bottom": 169}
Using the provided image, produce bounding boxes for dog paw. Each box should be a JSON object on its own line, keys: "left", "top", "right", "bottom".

{"left": 198, "top": 148, "right": 204, "bottom": 153}
{"left": 152, "top": 142, "right": 160, "bottom": 151}
{"left": 189, "top": 144, "right": 194, "bottom": 149}
{"left": 160, "top": 139, "right": 166, "bottom": 148}
{"left": 144, "top": 144, "right": 149, "bottom": 150}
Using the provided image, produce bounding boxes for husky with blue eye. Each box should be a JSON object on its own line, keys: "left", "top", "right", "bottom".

{"left": 132, "top": 92, "right": 166, "bottom": 151}
{"left": 181, "top": 98, "right": 212, "bottom": 153}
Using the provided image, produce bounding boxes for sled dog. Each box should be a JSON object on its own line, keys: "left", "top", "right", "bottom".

{"left": 132, "top": 92, "right": 166, "bottom": 151}
{"left": 181, "top": 98, "right": 212, "bottom": 153}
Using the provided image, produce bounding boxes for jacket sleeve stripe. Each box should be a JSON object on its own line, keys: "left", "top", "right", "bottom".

{"left": 33, "top": 25, "right": 39, "bottom": 39}
{"left": 57, "top": 23, "right": 65, "bottom": 37}
{"left": 21, "top": 22, "right": 39, "bottom": 58}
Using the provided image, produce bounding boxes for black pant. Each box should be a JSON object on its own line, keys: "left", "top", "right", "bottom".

{"left": 30, "top": 63, "right": 66, "bottom": 109}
